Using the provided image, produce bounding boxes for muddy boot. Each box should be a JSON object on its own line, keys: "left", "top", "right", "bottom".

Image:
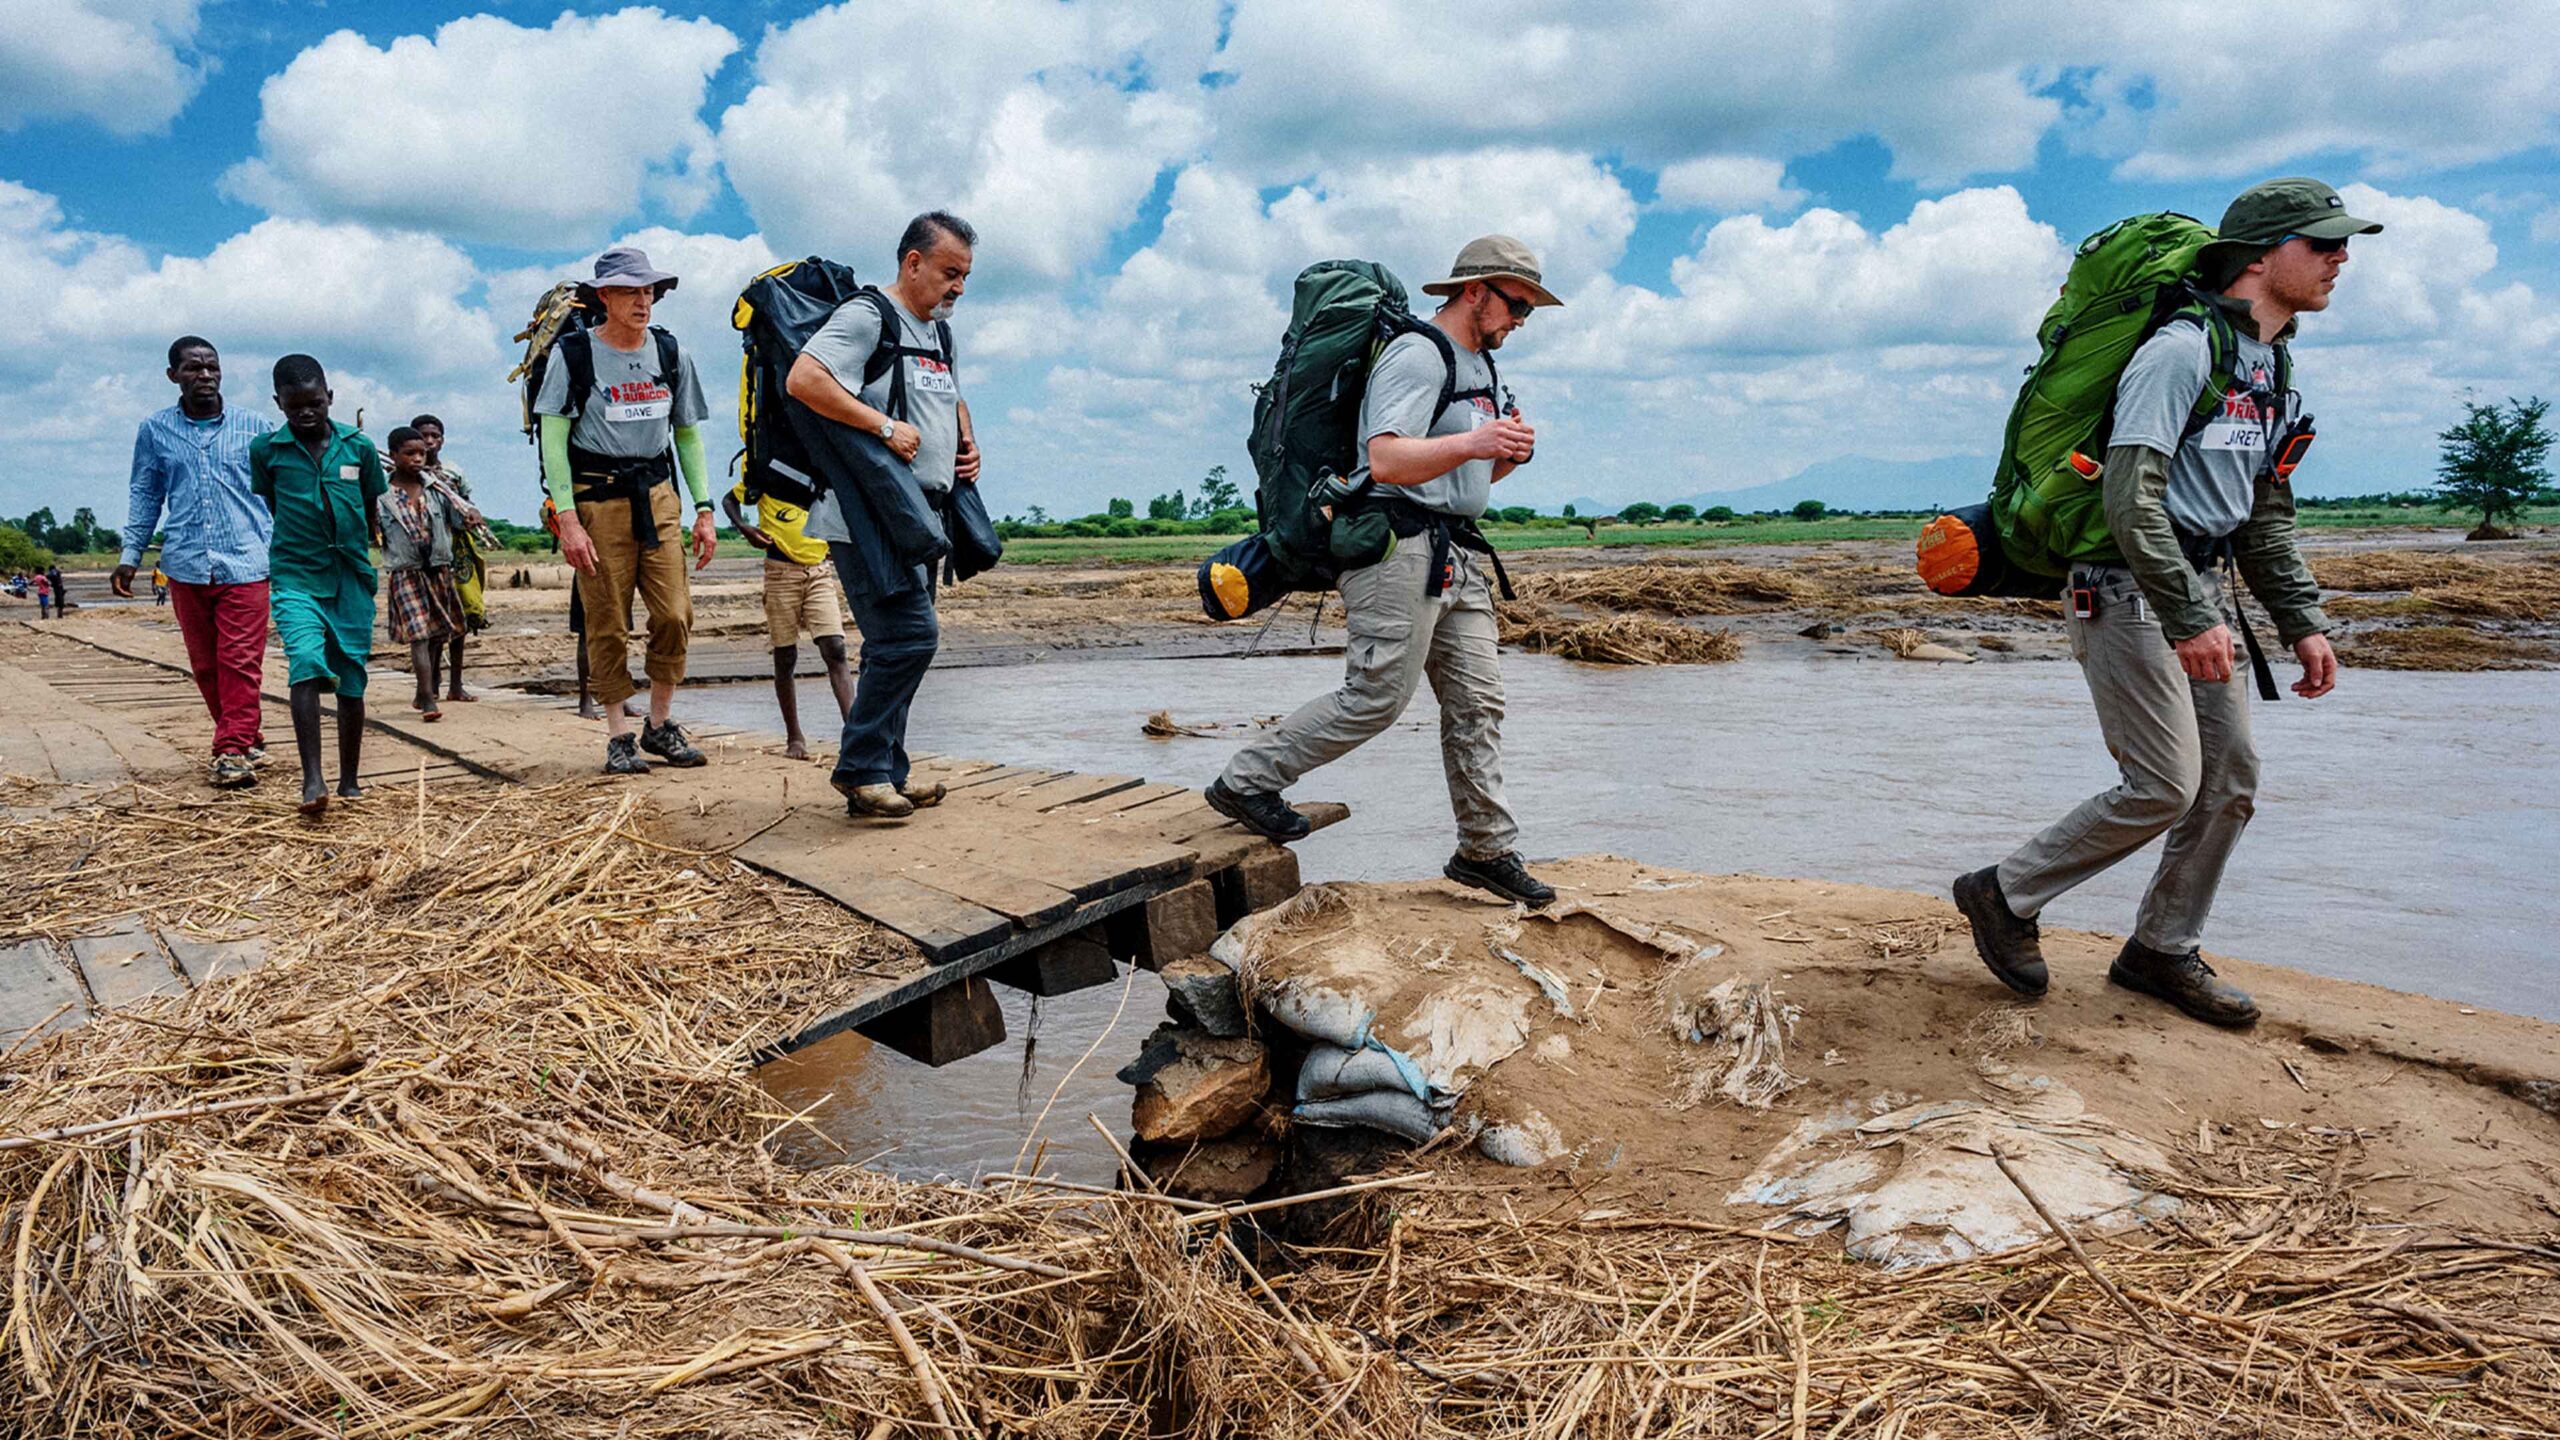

{"left": 603, "top": 733, "right": 652, "bottom": 776}
{"left": 1952, "top": 866, "right": 2047, "bottom": 998}
{"left": 640, "top": 718, "right": 707, "bottom": 768}
{"left": 898, "top": 781, "right": 947, "bottom": 809}
{"left": 1205, "top": 778, "right": 1309, "bottom": 842}
{"left": 2109, "top": 938, "right": 2259, "bottom": 1028}
{"left": 1444, "top": 851, "right": 1556, "bottom": 908}
{"left": 842, "top": 783, "right": 914, "bottom": 820}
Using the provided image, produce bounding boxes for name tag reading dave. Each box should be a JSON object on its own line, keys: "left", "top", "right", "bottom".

{"left": 602, "top": 380, "right": 673, "bottom": 425}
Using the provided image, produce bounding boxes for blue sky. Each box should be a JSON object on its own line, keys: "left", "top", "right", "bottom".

{"left": 4, "top": 1, "right": 2557, "bottom": 532}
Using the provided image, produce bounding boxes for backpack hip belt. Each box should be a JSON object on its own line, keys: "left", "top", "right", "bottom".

{"left": 2171, "top": 525, "right": 2282, "bottom": 703}
{"left": 1354, "top": 492, "right": 1516, "bottom": 601}
{"left": 569, "top": 446, "right": 675, "bottom": 548}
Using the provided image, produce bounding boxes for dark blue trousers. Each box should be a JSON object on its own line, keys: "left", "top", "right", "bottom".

{"left": 829, "top": 548, "right": 938, "bottom": 789}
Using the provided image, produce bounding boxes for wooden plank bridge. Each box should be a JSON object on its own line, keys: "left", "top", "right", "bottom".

{"left": 3, "top": 616, "right": 1338, "bottom": 1067}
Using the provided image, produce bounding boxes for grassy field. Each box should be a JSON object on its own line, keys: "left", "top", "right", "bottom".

{"left": 44, "top": 504, "right": 2558, "bottom": 573}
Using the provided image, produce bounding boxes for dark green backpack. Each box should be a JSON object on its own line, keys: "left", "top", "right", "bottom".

{"left": 1986, "top": 212, "right": 2282, "bottom": 578}
{"left": 1243, "top": 259, "right": 1480, "bottom": 590}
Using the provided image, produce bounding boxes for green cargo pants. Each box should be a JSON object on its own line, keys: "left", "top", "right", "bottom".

{"left": 1997, "top": 564, "right": 2260, "bottom": 953}
{"left": 1220, "top": 538, "right": 1519, "bottom": 860}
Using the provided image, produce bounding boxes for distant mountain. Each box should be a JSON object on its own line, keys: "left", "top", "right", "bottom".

{"left": 1680, "top": 454, "right": 1993, "bottom": 514}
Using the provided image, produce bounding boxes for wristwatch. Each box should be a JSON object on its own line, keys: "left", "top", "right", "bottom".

{"left": 877, "top": 418, "right": 896, "bottom": 442}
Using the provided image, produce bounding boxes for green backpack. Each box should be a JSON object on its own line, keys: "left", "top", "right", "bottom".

{"left": 1988, "top": 212, "right": 2283, "bottom": 578}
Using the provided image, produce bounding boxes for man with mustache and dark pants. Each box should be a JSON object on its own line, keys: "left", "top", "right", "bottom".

{"left": 787, "top": 211, "right": 981, "bottom": 821}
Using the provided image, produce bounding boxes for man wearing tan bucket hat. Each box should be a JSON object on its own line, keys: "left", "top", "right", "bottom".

{"left": 1210, "top": 234, "right": 1562, "bottom": 907}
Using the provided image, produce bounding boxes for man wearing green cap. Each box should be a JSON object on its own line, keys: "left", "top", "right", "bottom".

{"left": 1954, "top": 178, "right": 2379, "bottom": 1029}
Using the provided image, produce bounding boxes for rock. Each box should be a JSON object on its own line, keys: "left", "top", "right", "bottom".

{"left": 1975, "top": 634, "right": 2016, "bottom": 653}
{"left": 1898, "top": 642, "right": 1977, "bottom": 663}
{"left": 1161, "top": 952, "right": 1248, "bottom": 1037}
{"left": 1131, "top": 1027, "right": 1269, "bottom": 1143}
{"left": 1137, "top": 1135, "right": 1280, "bottom": 1203}
{"left": 1797, "top": 621, "right": 1834, "bottom": 639}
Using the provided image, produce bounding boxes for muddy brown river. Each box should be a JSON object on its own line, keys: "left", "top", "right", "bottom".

{"left": 726, "top": 652, "right": 2560, "bottom": 1181}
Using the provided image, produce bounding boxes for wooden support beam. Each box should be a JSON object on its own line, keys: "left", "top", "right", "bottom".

{"left": 1106, "top": 876, "right": 1220, "bottom": 972}
{"left": 1211, "top": 844, "right": 1303, "bottom": 926}
{"left": 854, "top": 976, "right": 1008, "bottom": 1067}
{"left": 985, "top": 932, "right": 1120, "bottom": 997}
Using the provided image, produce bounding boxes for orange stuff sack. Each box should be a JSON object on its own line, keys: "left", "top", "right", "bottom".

{"left": 1915, "top": 503, "right": 2053, "bottom": 600}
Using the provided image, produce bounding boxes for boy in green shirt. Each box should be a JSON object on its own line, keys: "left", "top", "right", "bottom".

{"left": 250, "top": 354, "right": 385, "bottom": 815}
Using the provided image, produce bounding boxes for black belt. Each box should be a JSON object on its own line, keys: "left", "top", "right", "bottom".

{"left": 570, "top": 448, "right": 674, "bottom": 548}
{"left": 1364, "top": 496, "right": 1516, "bottom": 601}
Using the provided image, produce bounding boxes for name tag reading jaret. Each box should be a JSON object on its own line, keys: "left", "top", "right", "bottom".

{"left": 2197, "top": 417, "right": 2268, "bottom": 451}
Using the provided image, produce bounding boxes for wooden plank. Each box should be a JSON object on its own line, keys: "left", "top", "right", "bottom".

{"left": 865, "top": 850, "right": 1081, "bottom": 930}
{"left": 735, "top": 812, "right": 1013, "bottom": 963}
{"left": 34, "top": 721, "right": 128, "bottom": 786}
{"left": 69, "top": 923, "right": 186, "bottom": 1011}
{"left": 987, "top": 773, "right": 1145, "bottom": 812}
{"left": 1064, "top": 781, "right": 1193, "bottom": 814}
{"left": 162, "top": 934, "right": 270, "bottom": 985}
{"left": 0, "top": 940, "right": 87, "bottom": 1050}
{"left": 951, "top": 766, "right": 1054, "bottom": 796}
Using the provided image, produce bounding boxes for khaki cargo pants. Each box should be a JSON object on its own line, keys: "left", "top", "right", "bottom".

{"left": 574, "top": 480, "right": 692, "bottom": 707}
{"left": 1997, "top": 564, "right": 2259, "bottom": 954}
{"left": 1221, "top": 537, "right": 1519, "bottom": 859}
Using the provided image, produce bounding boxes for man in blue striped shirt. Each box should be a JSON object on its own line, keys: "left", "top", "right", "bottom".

{"left": 115, "top": 336, "right": 278, "bottom": 788}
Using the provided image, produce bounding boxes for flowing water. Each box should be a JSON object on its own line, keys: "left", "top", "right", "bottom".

{"left": 729, "top": 653, "right": 2560, "bottom": 1182}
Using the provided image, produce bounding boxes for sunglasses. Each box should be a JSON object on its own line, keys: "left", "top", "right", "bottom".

{"left": 2281, "top": 233, "right": 2350, "bottom": 254}
{"left": 1485, "top": 283, "right": 1536, "bottom": 320}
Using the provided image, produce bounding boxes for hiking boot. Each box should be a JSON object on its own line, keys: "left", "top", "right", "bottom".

{"left": 244, "top": 744, "right": 268, "bottom": 767}
{"left": 899, "top": 781, "right": 947, "bottom": 809}
{"left": 640, "top": 718, "right": 706, "bottom": 768}
{"left": 1952, "top": 866, "right": 2048, "bottom": 997}
{"left": 1445, "top": 851, "right": 1557, "bottom": 908}
{"left": 844, "top": 783, "right": 914, "bottom": 819}
{"left": 603, "top": 733, "right": 652, "bottom": 776}
{"left": 2109, "top": 938, "right": 2259, "bottom": 1028}
{"left": 209, "top": 752, "right": 257, "bottom": 789}
{"left": 1205, "top": 778, "right": 1310, "bottom": 843}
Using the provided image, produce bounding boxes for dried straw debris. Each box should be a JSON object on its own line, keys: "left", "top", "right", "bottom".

{"left": 1499, "top": 602, "right": 1744, "bottom": 665}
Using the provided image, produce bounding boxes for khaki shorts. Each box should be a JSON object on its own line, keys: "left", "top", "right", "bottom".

{"left": 763, "top": 556, "right": 846, "bottom": 647}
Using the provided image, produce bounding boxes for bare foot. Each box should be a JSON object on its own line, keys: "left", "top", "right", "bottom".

{"left": 577, "top": 700, "right": 601, "bottom": 719}
{"left": 336, "top": 782, "right": 365, "bottom": 801}
{"left": 298, "top": 778, "right": 328, "bottom": 817}
{"left": 448, "top": 692, "right": 477, "bottom": 702}
{"left": 422, "top": 706, "right": 442, "bottom": 722}
{"left": 784, "top": 739, "right": 811, "bottom": 760}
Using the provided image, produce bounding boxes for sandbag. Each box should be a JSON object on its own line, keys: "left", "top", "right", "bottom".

{"left": 1294, "top": 1091, "right": 1445, "bottom": 1145}
{"left": 1296, "top": 1044, "right": 1425, "bottom": 1104}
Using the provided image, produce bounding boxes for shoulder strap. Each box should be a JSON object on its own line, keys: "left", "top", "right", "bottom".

{"left": 937, "top": 319, "right": 955, "bottom": 378}
{"left": 858, "top": 289, "right": 902, "bottom": 388}
{"left": 651, "top": 326, "right": 679, "bottom": 391}
{"left": 556, "top": 330, "right": 594, "bottom": 419}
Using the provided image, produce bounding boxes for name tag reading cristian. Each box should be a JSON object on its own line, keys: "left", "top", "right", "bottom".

{"left": 604, "top": 379, "right": 673, "bottom": 425}
{"left": 909, "top": 356, "right": 957, "bottom": 396}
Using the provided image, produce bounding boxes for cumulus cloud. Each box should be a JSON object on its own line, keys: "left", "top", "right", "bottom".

{"left": 717, "top": 0, "right": 1208, "bottom": 285}
{"left": 1653, "top": 156, "right": 1805, "bottom": 215}
{"left": 221, "top": 10, "right": 739, "bottom": 249}
{"left": 0, "top": 0, "right": 204, "bottom": 136}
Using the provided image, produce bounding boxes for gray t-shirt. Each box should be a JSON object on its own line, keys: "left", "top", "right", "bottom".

{"left": 533, "top": 329, "right": 709, "bottom": 459}
{"left": 2111, "top": 318, "right": 2286, "bottom": 539}
{"left": 1354, "top": 329, "right": 1499, "bottom": 518}
{"left": 803, "top": 293, "right": 960, "bottom": 493}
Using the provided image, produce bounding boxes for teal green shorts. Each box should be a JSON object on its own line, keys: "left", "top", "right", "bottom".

{"left": 271, "top": 582, "right": 374, "bottom": 697}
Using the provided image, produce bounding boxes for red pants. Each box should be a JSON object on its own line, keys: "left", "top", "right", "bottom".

{"left": 168, "top": 579, "right": 271, "bottom": 755}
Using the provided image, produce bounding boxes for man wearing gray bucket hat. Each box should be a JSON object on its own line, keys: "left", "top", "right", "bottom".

{"left": 1210, "top": 234, "right": 1561, "bottom": 907}
{"left": 1955, "top": 178, "right": 2378, "bottom": 1029}
{"left": 536, "top": 245, "right": 718, "bottom": 776}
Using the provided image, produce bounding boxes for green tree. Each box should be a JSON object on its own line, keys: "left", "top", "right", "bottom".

{"left": 1106, "top": 497, "right": 1134, "bottom": 519}
{"left": 1663, "top": 503, "right": 1697, "bottom": 522}
{"left": 17, "top": 507, "right": 55, "bottom": 541}
{"left": 1703, "top": 505, "right": 1735, "bottom": 522}
{"left": 0, "top": 523, "right": 51, "bottom": 571}
{"left": 1561, "top": 503, "right": 1577, "bottom": 519}
{"left": 1496, "top": 505, "right": 1537, "bottom": 525}
{"left": 1195, "top": 464, "right": 1240, "bottom": 516}
{"left": 1791, "top": 498, "right": 1828, "bottom": 521}
{"left": 1023, "top": 504, "right": 1050, "bottom": 525}
{"left": 1148, "top": 491, "right": 1187, "bottom": 521}
{"left": 1618, "top": 501, "right": 1663, "bottom": 524}
{"left": 2434, "top": 395, "right": 2555, "bottom": 537}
